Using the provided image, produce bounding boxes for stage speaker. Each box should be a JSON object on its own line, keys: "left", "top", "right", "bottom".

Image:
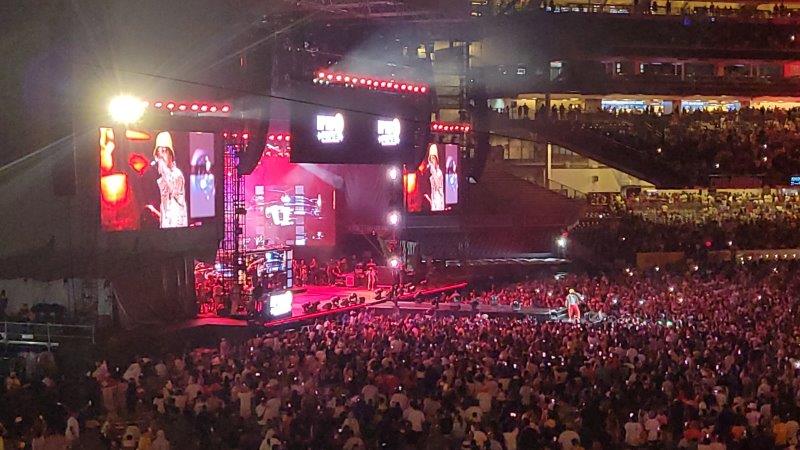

{"left": 237, "top": 125, "right": 267, "bottom": 176}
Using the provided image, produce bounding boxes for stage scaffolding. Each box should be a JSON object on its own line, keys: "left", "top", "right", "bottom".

{"left": 219, "top": 142, "right": 247, "bottom": 309}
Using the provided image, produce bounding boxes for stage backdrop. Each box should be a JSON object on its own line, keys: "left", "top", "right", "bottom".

{"left": 243, "top": 156, "right": 337, "bottom": 249}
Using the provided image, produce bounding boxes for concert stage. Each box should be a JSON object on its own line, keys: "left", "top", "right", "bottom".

{"left": 168, "top": 285, "right": 384, "bottom": 334}
{"left": 162, "top": 282, "right": 574, "bottom": 345}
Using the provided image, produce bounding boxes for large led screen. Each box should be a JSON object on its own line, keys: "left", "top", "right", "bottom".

{"left": 99, "top": 127, "right": 217, "bottom": 232}
{"left": 244, "top": 155, "right": 336, "bottom": 249}
{"left": 289, "top": 84, "right": 430, "bottom": 164}
{"left": 405, "top": 143, "right": 459, "bottom": 213}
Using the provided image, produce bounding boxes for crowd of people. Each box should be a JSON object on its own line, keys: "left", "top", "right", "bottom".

{"left": 3, "top": 262, "right": 800, "bottom": 449}
{"left": 542, "top": 107, "right": 800, "bottom": 184}
{"left": 498, "top": 99, "right": 800, "bottom": 184}
{"left": 571, "top": 190, "right": 800, "bottom": 261}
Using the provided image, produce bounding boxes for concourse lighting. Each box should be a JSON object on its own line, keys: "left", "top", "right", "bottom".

{"left": 387, "top": 210, "right": 401, "bottom": 226}
{"left": 108, "top": 95, "right": 147, "bottom": 124}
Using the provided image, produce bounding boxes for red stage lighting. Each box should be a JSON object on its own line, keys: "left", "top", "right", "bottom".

{"left": 166, "top": 102, "right": 175, "bottom": 110}
{"left": 221, "top": 105, "right": 230, "bottom": 113}
{"left": 268, "top": 134, "right": 275, "bottom": 141}
{"left": 178, "top": 104, "right": 187, "bottom": 111}
{"left": 318, "top": 72, "right": 325, "bottom": 79}
{"left": 200, "top": 105, "right": 209, "bottom": 112}
{"left": 100, "top": 173, "right": 128, "bottom": 204}
{"left": 210, "top": 106, "right": 218, "bottom": 112}
{"left": 154, "top": 102, "right": 163, "bottom": 108}
{"left": 421, "top": 86, "right": 427, "bottom": 93}
{"left": 400, "top": 84, "right": 407, "bottom": 90}
{"left": 277, "top": 134, "right": 284, "bottom": 141}
{"left": 413, "top": 86, "right": 420, "bottom": 92}
{"left": 242, "top": 133, "right": 249, "bottom": 140}
{"left": 284, "top": 135, "right": 291, "bottom": 142}
{"left": 380, "top": 81, "right": 387, "bottom": 88}
{"left": 128, "top": 153, "right": 149, "bottom": 175}
{"left": 190, "top": 104, "right": 199, "bottom": 111}
{"left": 335, "top": 75, "right": 342, "bottom": 81}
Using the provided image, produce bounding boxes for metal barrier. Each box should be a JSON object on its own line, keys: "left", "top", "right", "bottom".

{"left": 0, "top": 321, "right": 95, "bottom": 348}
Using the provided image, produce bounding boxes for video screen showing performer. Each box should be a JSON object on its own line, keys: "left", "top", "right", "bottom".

{"left": 99, "top": 127, "right": 217, "bottom": 232}
{"left": 405, "top": 143, "right": 459, "bottom": 213}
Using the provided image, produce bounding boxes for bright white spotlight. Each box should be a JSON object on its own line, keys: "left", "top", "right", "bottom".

{"left": 108, "top": 95, "right": 147, "bottom": 124}
{"left": 388, "top": 256, "right": 401, "bottom": 268}
{"left": 556, "top": 236, "right": 567, "bottom": 248}
{"left": 387, "top": 210, "right": 401, "bottom": 226}
{"left": 387, "top": 166, "right": 400, "bottom": 181}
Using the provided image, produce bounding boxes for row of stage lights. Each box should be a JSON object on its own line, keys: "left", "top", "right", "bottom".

{"left": 221, "top": 132, "right": 291, "bottom": 142}
{"left": 313, "top": 70, "right": 428, "bottom": 94}
{"left": 431, "top": 122, "right": 471, "bottom": 133}
{"left": 152, "top": 101, "right": 231, "bottom": 113}
{"left": 107, "top": 95, "right": 232, "bottom": 125}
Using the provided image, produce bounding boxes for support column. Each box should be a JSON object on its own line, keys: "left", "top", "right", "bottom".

{"left": 546, "top": 142, "right": 553, "bottom": 189}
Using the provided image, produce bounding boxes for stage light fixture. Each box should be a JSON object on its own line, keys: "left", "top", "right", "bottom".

{"left": 221, "top": 105, "right": 231, "bottom": 113}
{"left": 387, "top": 210, "right": 401, "bottom": 226}
{"left": 388, "top": 256, "right": 401, "bottom": 268}
{"left": 108, "top": 95, "right": 147, "bottom": 124}
{"left": 387, "top": 166, "right": 400, "bottom": 181}
{"left": 556, "top": 236, "right": 567, "bottom": 248}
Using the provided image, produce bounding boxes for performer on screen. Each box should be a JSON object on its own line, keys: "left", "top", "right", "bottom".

{"left": 566, "top": 288, "right": 584, "bottom": 322}
{"left": 425, "top": 144, "right": 445, "bottom": 211}
{"left": 153, "top": 132, "right": 187, "bottom": 228}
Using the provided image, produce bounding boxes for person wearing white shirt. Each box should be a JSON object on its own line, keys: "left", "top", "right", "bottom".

{"left": 464, "top": 405, "right": 483, "bottom": 424}
{"left": 65, "top": 413, "right": 80, "bottom": 442}
{"left": 390, "top": 391, "right": 409, "bottom": 410}
{"left": 361, "top": 384, "right": 379, "bottom": 404}
{"left": 260, "top": 429, "right": 281, "bottom": 450}
{"left": 238, "top": 386, "right": 254, "bottom": 419}
{"left": 624, "top": 417, "right": 644, "bottom": 447}
{"left": 644, "top": 412, "right": 661, "bottom": 443}
{"left": 403, "top": 403, "right": 426, "bottom": 433}
{"left": 558, "top": 428, "right": 580, "bottom": 450}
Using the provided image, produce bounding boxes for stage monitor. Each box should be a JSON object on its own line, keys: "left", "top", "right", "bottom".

{"left": 244, "top": 155, "right": 336, "bottom": 249}
{"left": 267, "top": 290, "right": 293, "bottom": 318}
{"left": 290, "top": 84, "right": 430, "bottom": 164}
{"left": 99, "top": 127, "right": 219, "bottom": 232}
{"left": 405, "top": 143, "right": 460, "bottom": 213}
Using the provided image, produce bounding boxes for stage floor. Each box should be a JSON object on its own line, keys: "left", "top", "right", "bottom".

{"left": 290, "top": 284, "right": 378, "bottom": 315}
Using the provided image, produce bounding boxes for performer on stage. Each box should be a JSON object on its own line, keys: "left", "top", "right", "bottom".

{"left": 365, "top": 259, "right": 378, "bottom": 290}
{"left": 566, "top": 288, "right": 584, "bottom": 322}
{"left": 152, "top": 132, "right": 187, "bottom": 228}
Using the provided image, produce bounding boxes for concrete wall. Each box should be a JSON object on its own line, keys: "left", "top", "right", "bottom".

{"left": 551, "top": 167, "right": 654, "bottom": 193}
